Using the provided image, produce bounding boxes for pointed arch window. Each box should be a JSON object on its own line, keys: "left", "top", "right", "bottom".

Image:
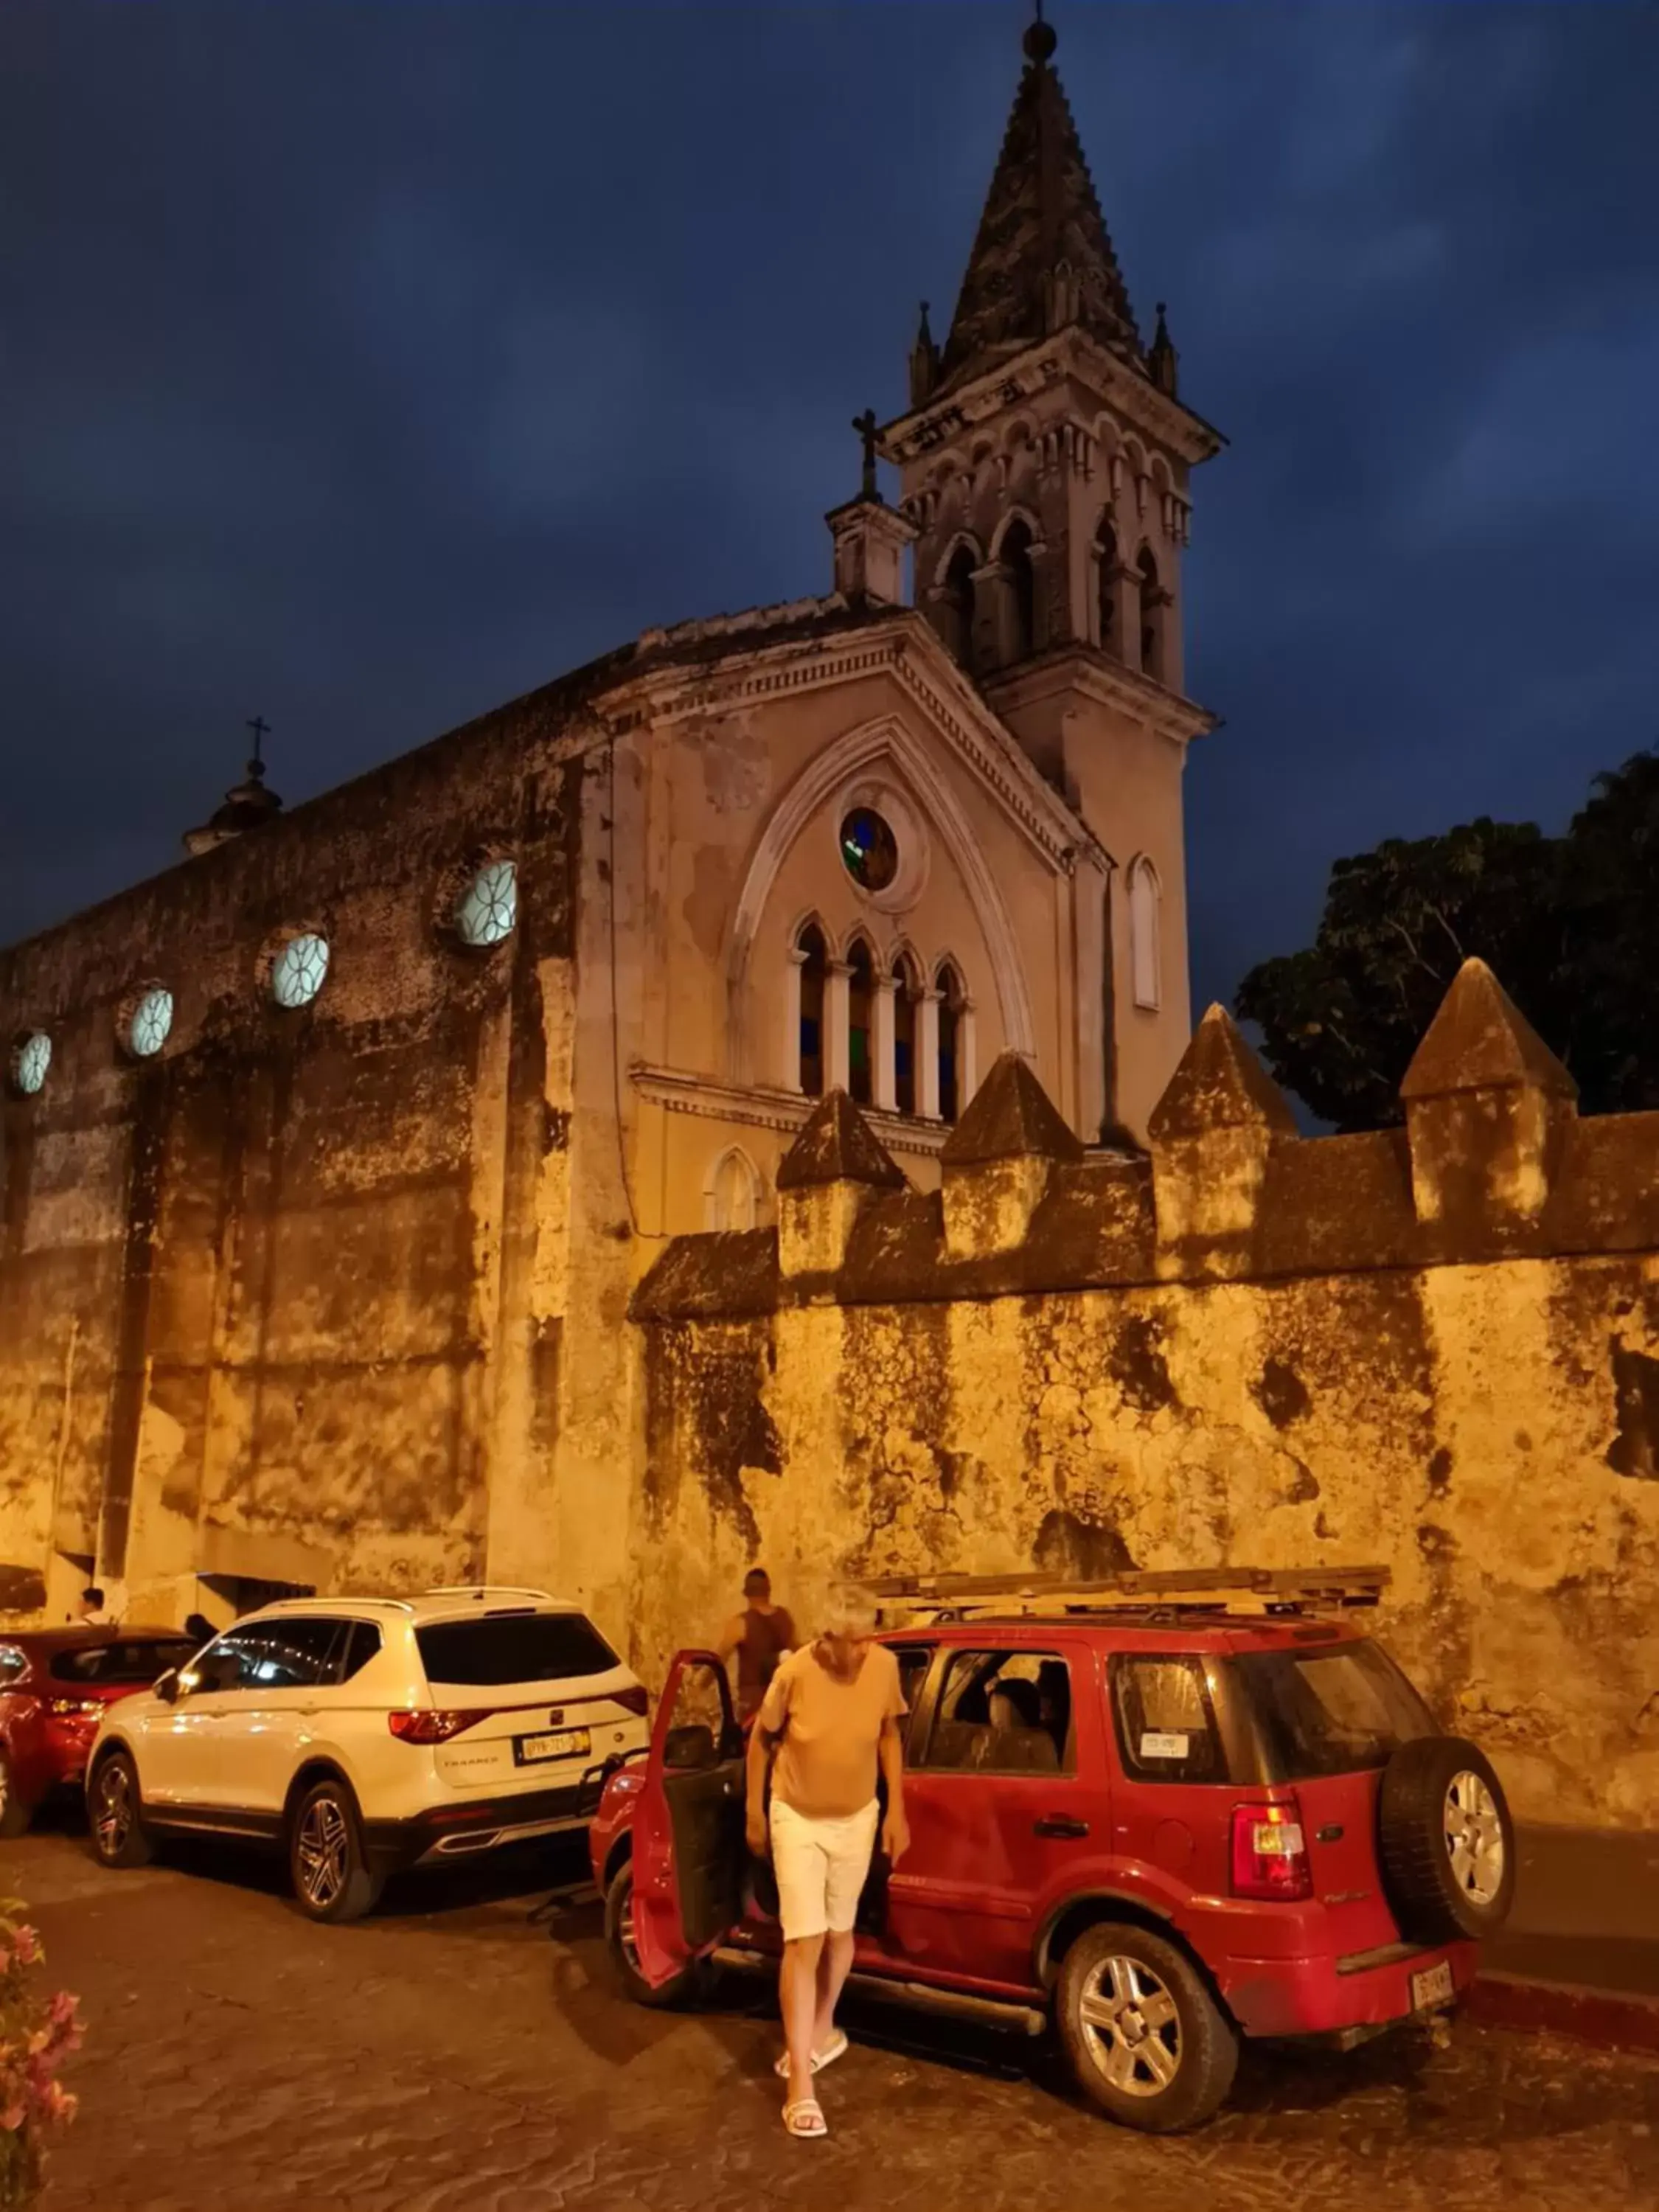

{"left": 1138, "top": 549, "right": 1165, "bottom": 684}
{"left": 943, "top": 543, "right": 977, "bottom": 669}
{"left": 936, "top": 960, "right": 966, "bottom": 1123}
{"left": 846, "top": 938, "right": 876, "bottom": 1107}
{"left": 892, "top": 953, "right": 920, "bottom": 1116}
{"left": 706, "top": 1147, "right": 760, "bottom": 1233}
{"left": 796, "top": 922, "right": 827, "bottom": 1095}
{"left": 1095, "top": 519, "right": 1119, "bottom": 656}
{"left": 1000, "top": 518, "right": 1037, "bottom": 663}
{"left": 1128, "top": 858, "right": 1162, "bottom": 1012}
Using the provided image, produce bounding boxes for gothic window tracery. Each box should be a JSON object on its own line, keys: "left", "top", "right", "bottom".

{"left": 999, "top": 518, "right": 1037, "bottom": 664}
{"left": 936, "top": 959, "right": 966, "bottom": 1122}
{"left": 846, "top": 937, "right": 876, "bottom": 1107}
{"left": 706, "top": 1147, "right": 760, "bottom": 1233}
{"left": 892, "top": 952, "right": 920, "bottom": 1116}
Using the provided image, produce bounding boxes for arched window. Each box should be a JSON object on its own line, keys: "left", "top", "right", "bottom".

{"left": 943, "top": 543, "right": 977, "bottom": 669}
{"left": 706, "top": 1147, "right": 759, "bottom": 1233}
{"left": 1095, "top": 520, "right": 1118, "bottom": 655}
{"left": 1138, "top": 549, "right": 1164, "bottom": 683}
{"left": 796, "top": 922, "right": 827, "bottom": 1095}
{"left": 892, "top": 953, "right": 919, "bottom": 1116}
{"left": 1000, "top": 518, "right": 1037, "bottom": 662}
{"left": 846, "top": 938, "right": 875, "bottom": 1107}
{"left": 936, "top": 960, "right": 965, "bottom": 1123}
{"left": 1128, "top": 858, "right": 1161, "bottom": 1011}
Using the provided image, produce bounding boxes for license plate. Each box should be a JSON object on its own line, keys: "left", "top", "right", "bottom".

{"left": 1411, "top": 1959, "right": 1455, "bottom": 2013}
{"left": 514, "top": 1726, "right": 591, "bottom": 1766}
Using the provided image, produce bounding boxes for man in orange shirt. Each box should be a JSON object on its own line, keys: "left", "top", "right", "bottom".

{"left": 745, "top": 1582, "right": 909, "bottom": 2139}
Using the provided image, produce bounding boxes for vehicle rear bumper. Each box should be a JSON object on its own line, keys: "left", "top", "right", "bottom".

{"left": 1219, "top": 1936, "right": 1480, "bottom": 2039}
{"left": 363, "top": 1776, "right": 605, "bottom": 1874}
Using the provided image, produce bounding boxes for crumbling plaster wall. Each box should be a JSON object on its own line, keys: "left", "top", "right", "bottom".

{"left": 0, "top": 690, "right": 619, "bottom": 1627}
{"left": 630, "top": 972, "right": 1659, "bottom": 1831}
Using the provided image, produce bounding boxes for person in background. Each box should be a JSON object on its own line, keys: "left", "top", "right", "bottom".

{"left": 718, "top": 1567, "right": 798, "bottom": 1722}
{"left": 183, "top": 1613, "right": 215, "bottom": 1646}
{"left": 745, "top": 1581, "right": 909, "bottom": 2140}
{"left": 78, "top": 1586, "right": 114, "bottom": 1626}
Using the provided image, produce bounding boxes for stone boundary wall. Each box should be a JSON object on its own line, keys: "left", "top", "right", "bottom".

{"left": 630, "top": 961, "right": 1659, "bottom": 1830}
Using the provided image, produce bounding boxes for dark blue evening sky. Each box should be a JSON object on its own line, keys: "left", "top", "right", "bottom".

{"left": 4, "top": 1, "right": 1657, "bottom": 1024}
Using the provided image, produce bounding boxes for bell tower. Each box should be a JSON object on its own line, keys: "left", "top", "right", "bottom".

{"left": 877, "top": 8, "right": 1225, "bottom": 1133}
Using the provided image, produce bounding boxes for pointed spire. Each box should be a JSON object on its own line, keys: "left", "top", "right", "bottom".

{"left": 941, "top": 1051, "right": 1084, "bottom": 1166}
{"left": 776, "top": 1091, "right": 908, "bottom": 1192}
{"left": 183, "top": 716, "right": 284, "bottom": 857}
{"left": 1400, "top": 959, "right": 1576, "bottom": 1103}
{"left": 1148, "top": 302, "right": 1179, "bottom": 397}
{"left": 936, "top": 10, "right": 1141, "bottom": 397}
{"left": 1148, "top": 1006, "right": 1298, "bottom": 1143}
{"left": 908, "top": 300, "right": 939, "bottom": 406}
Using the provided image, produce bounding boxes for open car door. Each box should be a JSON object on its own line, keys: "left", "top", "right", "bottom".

{"left": 629, "top": 1649, "right": 746, "bottom": 1991}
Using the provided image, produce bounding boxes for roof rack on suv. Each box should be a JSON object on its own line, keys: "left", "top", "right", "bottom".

{"left": 866, "top": 1565, "right": 1390, "bottom": 1625}
{"left": 420, "top": 1585, "right": 556, "bottom": 1603}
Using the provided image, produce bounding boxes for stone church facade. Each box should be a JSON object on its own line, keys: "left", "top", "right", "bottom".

{"left": 0, "top": 22, "right": 1224, "bottom": 1632}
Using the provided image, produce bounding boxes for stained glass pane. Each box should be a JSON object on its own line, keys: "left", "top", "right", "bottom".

{"left": 271, "top": 933, "right": 330, "bottom": 1009}
{"left": 10, "top": 1032, "right": 50, "bottom": 1095}
{"left": 128, "top": 988, "right": 174, "bottom": 1059}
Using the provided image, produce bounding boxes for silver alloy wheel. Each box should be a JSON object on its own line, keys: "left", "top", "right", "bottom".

{"left": 1076, "top": 1953, "right": 1183, "bottom": 2096}
{"left": 618, "top": 1882, "right": 641, "bottom": 1972}
{"left": 94, "top": 1759, "right": 133, "bottom": 1857}
{"left": 297, "top": 1795, "right": 350, "bottom": 1911}
{"left": 1444, "top": 1770, "right": 1506, "bottom": 1905}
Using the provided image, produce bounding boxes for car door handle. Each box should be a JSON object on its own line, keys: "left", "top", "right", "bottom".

{"left": 1033, "top": 1815, "right": 1090, "bottom": 1839}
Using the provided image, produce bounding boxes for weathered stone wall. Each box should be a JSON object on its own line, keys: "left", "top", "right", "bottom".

{"left": 0, "top": 678, "right": 610, "bottom": 1626}
{"left": 630, "top": 967, "right": 1659, "bottom": 1831}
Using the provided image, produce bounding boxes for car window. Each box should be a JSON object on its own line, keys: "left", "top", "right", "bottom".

{"left": 51, "top": 1640, "right": 195, "bottom": 1686}
{"left": 889, "top": 1644, "right": 933, "bottom": 1721}
{"left": 1231, "top": 1641, "right": 1436, "bottom": 1781}
{"left": 340, "top": 1621, "right": 383, "bottom": 1682}
{"left": 662, "top": 1657, "right": 740, "bottom": 1770}
{"left": 917, "top": 1650, "right": 1073, "bottom": 1775}
{"left": 1111, "top": 1655, "right": 1227, "bottom": 1784}
{"left": 184, "top": 1619, "right": 342, "bottom": 1694}
{"left": 415, "top": 1612, "right": 619, "bottom": 1688}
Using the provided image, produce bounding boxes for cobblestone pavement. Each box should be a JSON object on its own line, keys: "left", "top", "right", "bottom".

{"left": 12, "top": 1821, "right": 1658, "bottom": 2212}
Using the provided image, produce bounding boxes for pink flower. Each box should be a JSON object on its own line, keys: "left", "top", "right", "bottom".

{"left": 47, "top": 1992, "right": 77, "bottom": 2030}
{"left": 10, "top": 1927, "right": 40, "bottom": 1966}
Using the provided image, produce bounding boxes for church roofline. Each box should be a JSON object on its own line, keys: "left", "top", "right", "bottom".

{"left": 879, "top": 324, "right": 1225, "bottom": 470}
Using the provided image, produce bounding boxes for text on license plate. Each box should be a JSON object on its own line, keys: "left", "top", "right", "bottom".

{"left": 1411, "top": 1959, "right": 1455, "bottom": 2012}
{"left": 515, "top": 1727, "right": 591, "bottom": 1765}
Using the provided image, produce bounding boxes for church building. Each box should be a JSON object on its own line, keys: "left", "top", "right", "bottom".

{"left": 0, "top": 18, "right": 1224, "bottom": 1634}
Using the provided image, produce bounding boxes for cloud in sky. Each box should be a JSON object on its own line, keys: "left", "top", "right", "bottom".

{"left": 2, "top": 0, "right": 1656, "bottom": 1028}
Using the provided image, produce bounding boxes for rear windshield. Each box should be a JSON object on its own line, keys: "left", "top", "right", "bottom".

{"left": 416, "top": 1612, "right": 619, "bottom": 1688}
{"left": 1232, "top": 1640, "right": 1435, "bottom": 1781}
{"left": 51, "top": 1639, "right": 196, "bottom": 1686}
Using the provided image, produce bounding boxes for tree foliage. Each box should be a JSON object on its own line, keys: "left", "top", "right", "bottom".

{"left": 1235, "top": 751, "right": 1659, "bottom": 1131}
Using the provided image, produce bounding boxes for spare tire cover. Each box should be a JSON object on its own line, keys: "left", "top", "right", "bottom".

{"left": 1377, "top": 1734, "right": 1516, "bottom": 1946}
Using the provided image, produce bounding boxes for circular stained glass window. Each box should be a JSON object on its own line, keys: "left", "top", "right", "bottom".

{"left": 127, "top": 987, "right": 174, "bottom": 1060}
{"left": 10, "top": 1032, "right": 51, "bottom": 1096}
{"left": 455, "top": 858, "right": 518, "bottom": 947}
{"left": 271, "top": 932, "right": 330, "bottom": 1009}
{"left": 839, "top": 808, "right": 899, "bottom": 893}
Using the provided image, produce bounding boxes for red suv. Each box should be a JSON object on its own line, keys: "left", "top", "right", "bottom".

{"left": 588, "top": 1569, "right": 1514, "bottom": 2132}
{"left": 0, "top": 1627, "right": 198, "bottom": 1837}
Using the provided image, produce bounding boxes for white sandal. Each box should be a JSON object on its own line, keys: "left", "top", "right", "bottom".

{"left": 782, "top": 2096, "right": 828, "bottom": 2138}
{"left": 774, "top": 2028, "right": 849, "bottom": 2079}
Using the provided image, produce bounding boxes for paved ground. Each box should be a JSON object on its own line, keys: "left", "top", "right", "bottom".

{"left": 10, "top": 1818, "right": 1659, "bottom": 2212}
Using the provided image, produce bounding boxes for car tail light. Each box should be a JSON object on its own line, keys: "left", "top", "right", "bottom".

{"left": 388, "top": 1708, "right": 493, "bottom": 1744}
{"left": 47, "top": 1698, "right": 106, "bottom": 1717}
{"left": 1230, "top": 1801, "right": 1312, "bottom": 1901}
{"left": 613, "top": 1686, "right": 649, "bottom": 1717}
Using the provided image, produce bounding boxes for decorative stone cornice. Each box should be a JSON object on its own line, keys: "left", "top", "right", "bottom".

{"left": 879, "top": 327, "right": 1225, "bottom": 471}
{"left": 981, "top": 647, "right": 1218, "bottom": 752}
{"left": 630, "top": 1062, "right": 951, "bottom": 1161}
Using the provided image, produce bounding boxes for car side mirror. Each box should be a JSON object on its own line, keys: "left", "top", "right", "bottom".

{"left": 153, "top": 1669, "right": 180, "bottom": 1705}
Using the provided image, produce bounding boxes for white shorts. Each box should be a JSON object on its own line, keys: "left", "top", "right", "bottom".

{"left": 769, "top": 1797, "right": 880, "bottom": 1943}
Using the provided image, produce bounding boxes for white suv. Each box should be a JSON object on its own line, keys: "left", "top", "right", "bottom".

{"left": 85, "top": 1587, "right": 650, "bottom": 1921}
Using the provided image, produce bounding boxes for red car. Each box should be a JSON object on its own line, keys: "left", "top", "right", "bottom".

{"left": 589, "top": 1568, "right": 1515, "bottom": 2132}
{"left": 0, "top": 1627, "right": 199, "bottom": 1837}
